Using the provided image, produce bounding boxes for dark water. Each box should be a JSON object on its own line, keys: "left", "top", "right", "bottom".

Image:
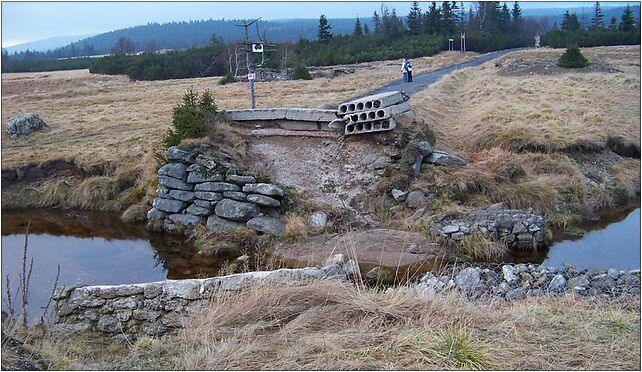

{"left": 0, "top": 209, "right": 231, "bottom": 322}
{"left": 509, "top": 206, "right": 641, "bottom": 270}
{"left": 2, "top": 204, "right": 640, "bottom": 321}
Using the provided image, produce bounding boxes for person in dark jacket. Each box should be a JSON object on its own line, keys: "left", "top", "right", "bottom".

{"left": 406, "top": 59, "right": 413, "bottom": 82}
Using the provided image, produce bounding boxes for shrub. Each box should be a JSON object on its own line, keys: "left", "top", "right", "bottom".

{"left": 557, "top": 46, "right": 589, "bottom": 68}
{"left": 218, "top": 72, "right": 235, "bottom": 85}
{"left": 292, "top": 65, "right": 312, "bottom": 80}
{"left": 163, "top": 87, "right": 218, "bottom": 147}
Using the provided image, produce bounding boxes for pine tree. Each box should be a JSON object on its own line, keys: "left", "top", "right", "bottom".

{"left": 373, "top": 11, "right": 382, "bottom": 34}
{"left": 619, "top": 5, "right": 637, "bottom": 32}
{"left": 590, "top": 2, "right": 604, "bottom": 29}
{"left": 424, "top": 1, "right": 441, "bottom": 34}
{"left": 407, "top": 1, "right": 422, "bottom": 35}
{"left": 511, "top": 1, "right": 522, "bottom": 31}
{"left": 364, "top": 23, "right": 370, "bottom": 34}
{"left": 317, "top": 14, "right": 333, "bottom": 41}
{"left": 608, "top": 16, "right": 618, "bottom": 30}
{"left": 441, "top": 1, "right": 457, "bottom": 34}
{"left": 499, "top": 2, "right": 511, "bottom": 32}
{"left": 354, "top": 17, "right": 363, "bottom": 36}
{"left": 562, "top": 11, "right": 581, "bottom": 31}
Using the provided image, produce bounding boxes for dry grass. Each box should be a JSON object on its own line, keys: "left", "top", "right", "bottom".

{"left": 283, "top": 212, "right": 310, "bottom": 241}
{"left": 409, "top": 46, "right": 640, "bottom": 219}
{"left": 17, "top": 281, "right": 640, "bottom": 370}
{"left": 1, "top": 51, "right": 476, "bottom": 170}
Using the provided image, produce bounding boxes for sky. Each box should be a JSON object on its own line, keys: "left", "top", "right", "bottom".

{"left": 1, "top": 1, "right": 636, "bottom": 47}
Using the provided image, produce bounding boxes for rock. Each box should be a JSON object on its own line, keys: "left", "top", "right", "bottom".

{"left": 455, "top": 268, "right": 481, "bottom": 292}
{"left": 502, "top": 265, "right": 519, "bottom": 285}
{"left": 168, "top": 213, "right": 205, "bottom": 226}
{"left": 442, "top": 225, "right": 460, "bottom": 234}
{"left": 195, "top": 191, "right": 223, "bottom": 201}
{"left": 405, "top": 191, "right": 427, "bottom": 208}
{"left": 567, "top": 275, "right": 590, "bottom": 289}
{"left": 163, "top": 280, "right": 201, "bottom": 300}
{"left": 246, "top": 216, "right": 285, "bottom": 235}
{"left": 206, "top": 215, "right": 244, "bottom": 231}
{"left": 407, "top": 244, "right": 421, "bottom": 254}
{"left": 132, "top": 310, "right": 162, "bottom": 322}
{"left": 158, "top": 163, "right": 189, "bottom": 181}
{"left": 222, "top": 191, "right": 248, "bottom": 201}
{"left": 194, "top": 154, "right": 217, "bottom": 170}
{"left": 158, "top": 175, "right": 194, "bottom": 191}
{"left": 52, "top": 323, "right": 91, "bottom": 333}
{"left": 325, "top": 254, "right": 345, "bottom": 266}
{"left": 608, "top": 268, "right": 620, "bottom": 280}
{"left": 185, "top": 204, "right": 212, "bottom": 216}
{"left": 215, "top": 199, "right": 261, "bottom": 222}
{"left": 413, "top": 154, "right": 424, "bottom": 177}
{"left": 389, "top": 205, "right": 403, "bottom": 213}
{"left": 168, "top": 190, "right": 195, "bottom": 202}
{"left": 146, "top": 208, "right": 167, "bottom": 221}
{"left": 187, "top": 170, "right": 224, "bottom": 183}
{"left": 237, "top": 255, "right": 250, "bottom": 262}
{"left": 143, "top": 283, "right": 163, "bottom": 299}
{"left": 451, "top": 232, "right": 465, "bottom": 241}
{"left": 486, "top": 202, "right": 504, "bottom": 211}
{"left": 425, "top": 150, "right": 467, "bottom": 167}
{"left": 505, "top": 288, "right": 526, "bottom": 300}
{"left": 156, "top": 187, "right": 170, "bottom": 199}
{"left": 309, "top": 212, "right": 328, "bottom": 229}
{"left": 195, "top": 182, "right": 240, "bottom": 192}
{"left": 391, "top": 189, "right": 408, "bottom": 202}
{"left": 406, "top": 208, "right": 426, "bottom": 222}
{"left": 343, "top": 260, "right": 359, "bottom": 277}
{"left": 152, "top": 198, "right": 187, "bottom": 213}
{"left": 242, "top": 183, "right": 285, "bottom": 197}
{"left": 193, "top": 199, "right": 216, "bottom": 209}
{"left": 417, "top": 141, "right": 434, "bottom": 157}
{"left": 360, "top": 153, "right": 378, "bottom": 166}
{"left": 97, "top": 316, "right": 122, "bottom": 333}
{"left": 226, "top": 175, "right": 256, "bottom": 184}
{"left": 247, "top": 194, "right": 281, "bottom": 207}
{"left": 167, "top": 146, "right": 196, "bottom": 163}
{"left": 142, "top": 322, "right": 168, "bottom": 336}
{"left": 6, "top": 113, "right": 47, "bottom": 139}
{"left": 512, "top": 222, "right": 528, "bottom": 234}
{"left": 548, "top": 274, "right": 567, "bottom": 292}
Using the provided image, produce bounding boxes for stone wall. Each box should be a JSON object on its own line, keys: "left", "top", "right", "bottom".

{"left": 52, "top": 259, "right": 358, "bottom": 337}
{"left": 392, "top": 264, "right": 641, "bottom": 301}
{"left": 429, "top": 206, "right": 547, "bottom": 249}
{"left": 147, "top": 146, "right": 287, "bottom": 235}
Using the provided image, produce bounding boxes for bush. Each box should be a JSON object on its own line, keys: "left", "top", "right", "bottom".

{"left": 163, "top": 87, "right": 218, "bottom": 147}
{"left": 292, "top": 65, "right": 312, "bottom": 80}
{"left": 557, "top": 46, "right": 590, "bottom": 68}
{"left": 218, "top": 72, "right": 235, "bottom": 85}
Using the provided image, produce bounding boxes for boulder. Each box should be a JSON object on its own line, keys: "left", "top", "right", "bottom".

{"left": 184, "top": 204, "right": 211, "bottom": 217}
{"left": 6, "top": 113, "right": 47, "bottom": 139}
{"left": 502, "top": 265, "right": 519, "bottom": 285}
{"left": 247, "top": 194, "right": 281, "bottom": 207}
{"left": 152, "top": 198, "right": 187, "bottom": 213}
{"left": 242, "top": 183, "right": 285, "bottom": 197}
{"left": 425, "top": 150, "right": 467, "bottom": 167}
{"left": 246, "top": 216, "right": 285, "bottom": 235}
{"left": 168, "top": 213, "right": 205, "bottom": 226}
{"left": 193, "top": 199, "right": 216, "bottom": 209}
{"left": 417, "top": 141, "right": 434, "bottom": 157}
{"left": 206, "top": 215, "right": 244, "bottom": 232}
{"left": 391, "top": 189, "right": 408, "bottom": 202}
{"left": 405, "top": 191, "right": 428, "bottom": 208}
{"left": 158, "top": 176, "right": 193, "bottom": 191}
{"left": 309, "top": 212, "right": 328, "bottom": 229}
{"left": 158, "top": 163, "right": 188, "bottom": 180}
{"left": 168, "top": 190, "right": 195, "bottom": 202}
{"left": 156, "top": 187, "right": 170, "bottom": 199}
{"left": 195, "top": 182, "right": 240, "bottom": 192}
{"left": 194, "top": 154, "right": 217, "bottom": 170}
{"left": 455, "top": 267, "right": 481, "bottom": 292}
{"left": 146, "top": 208, "right": 167, "bottom": 221}
{"left": 187, "top": 170, "right": 224, "bottom": 183}
{"left": 194, "top": 191, "right": 223, "bottom": 201}
{"left": 226, "top": 175, "right": 256, "bottom": 184}
{"left": 166, "top": 146, "right": 196, "bottom": 163}
{"left": 548, "top": 274, "right": 567, "bottom": 292}
{"left": 223, "top": 191, "right": 248, "bottom": 201}
{"left": 214, "top": 199, "right": 261, "bottom": 222}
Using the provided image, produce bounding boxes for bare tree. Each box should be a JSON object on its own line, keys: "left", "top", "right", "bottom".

{"left": 111, "top": 37, "right": 137, "bottom": 55}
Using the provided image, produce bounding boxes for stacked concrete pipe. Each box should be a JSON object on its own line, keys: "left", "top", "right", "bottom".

{"left": 333, "top": 91, "right": 413, "bottom": 135}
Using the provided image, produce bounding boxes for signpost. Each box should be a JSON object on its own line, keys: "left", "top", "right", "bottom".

{"left": 460, "top": 33, "right": 466, "bottom": 53}
{"left": 448, "top": 38, "right": 454, "bottom": 51}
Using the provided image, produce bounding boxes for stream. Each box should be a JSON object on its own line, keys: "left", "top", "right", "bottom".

{"left": 1, "top": 205, "right": 639, "bottom": 321}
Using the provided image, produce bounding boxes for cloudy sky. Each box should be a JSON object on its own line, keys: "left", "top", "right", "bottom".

{"left": 2, "top": 1, "right": 634, "bottom": 47}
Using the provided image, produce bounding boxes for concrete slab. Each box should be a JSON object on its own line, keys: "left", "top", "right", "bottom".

{"left": 285, "top": 108, "right": 338, "bottom": 122}
{"left": 345, "top": 102, "right": 412, "bottom": 124}
{"left": 338, "top": 91, "right": 406, "bottom": 115}
{"left": 225, "top": 109, "right": 287, "bottom": 121}
{"left": 344, "top": 118, "right": 397, "bottom": 136}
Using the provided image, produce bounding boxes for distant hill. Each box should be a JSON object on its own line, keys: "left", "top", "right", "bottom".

{"left": 523, "top": 5, "right": 640, "bottom": 28}
{"left": 4, "top": 34, "right": 92, "bottom": 53}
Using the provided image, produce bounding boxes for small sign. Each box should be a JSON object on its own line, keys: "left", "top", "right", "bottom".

{"left": 247, "top": 73, "right": 256, "bottom": 80}
{"left": 252, "top": 43, "right": 264, "bottom": 53}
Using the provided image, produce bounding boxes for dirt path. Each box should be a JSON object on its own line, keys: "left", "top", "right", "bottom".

{"left": 348, "top": 48, "right": 526, "bottom": 100}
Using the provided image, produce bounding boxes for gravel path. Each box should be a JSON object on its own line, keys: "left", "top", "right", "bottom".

{"left": 348, "top": 48, "right": 526, "bottom": 100}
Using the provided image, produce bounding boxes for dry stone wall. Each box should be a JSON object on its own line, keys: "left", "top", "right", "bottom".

{"left": 429, "top": 206, "right": 547, "bottom": 249}
{"left": 52, "top": 261, "right": 357, "bottom": 337}
{"left": 147, "top": 146, "right": 286, "bottom": 235}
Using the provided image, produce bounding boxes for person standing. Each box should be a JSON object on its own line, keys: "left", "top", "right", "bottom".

{"left": 401, "top": 58, "right": 408, "bottom": 82}
{"left": 406, "top": 59, "right": 413, "bottom": 82}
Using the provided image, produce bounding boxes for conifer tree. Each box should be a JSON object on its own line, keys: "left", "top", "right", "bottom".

{"left": 373, "top": 11, "right": 382, "bottom": 34}
{"left": 619, "top": 5, "right": 637, "bottom": 32}
{"left": 590, "top": 2, "right": 604, "bottom": 29}
{"left": 407, "top": 1, "right": 422, "bottom": 35}
{"left": 317, "top": 14, "right": 333, "bottom": 41}
{"left": 424, "top": 2, "right": 441, "bottom": 34}
{"left": 353, "top": 17, "right": 363, "bottom": 36}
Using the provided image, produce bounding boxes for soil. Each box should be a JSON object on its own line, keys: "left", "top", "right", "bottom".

{"left": 272, "top": 228, "right": 444, "bottom": 268}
